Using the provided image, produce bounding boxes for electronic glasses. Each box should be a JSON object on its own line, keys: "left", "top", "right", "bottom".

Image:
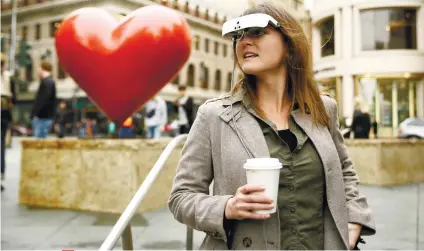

{"left": 222, "top": 13, "right": 280, "bottom": 41}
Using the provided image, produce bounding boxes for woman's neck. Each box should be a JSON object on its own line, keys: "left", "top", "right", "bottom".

{"left": 256, "top": 68, "right": 290, "bottom": 114}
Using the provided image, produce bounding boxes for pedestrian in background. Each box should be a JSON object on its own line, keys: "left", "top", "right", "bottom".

{"left": 168, "top": 3, "right": 375, "bottom": 250}
{"left": 108, "top": 121, "right": 116, "bottom": 137}
{"left": 1, "top": 54, "right": 16, "bottom": 192}
{"left": 351, "top": 103, "right": 371, "bottom": 139}
{"left": 55, "top": 101, "right": 68, "bottom": 138}
{"left": 144, "top": 96, "right": 167, "bottom": 139}
{"left": 174, "top": 85, "right": 194, "bottom": 134}
{"left": 119, "top": 116, "right": 134, "bottom": 138}
{"left": 31, "top": 61, "right": 57, "bottom": 139}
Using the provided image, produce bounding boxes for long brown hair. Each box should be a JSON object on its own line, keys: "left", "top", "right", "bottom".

{"left": 231, "top": 3, "right": 329, "bottom": 128}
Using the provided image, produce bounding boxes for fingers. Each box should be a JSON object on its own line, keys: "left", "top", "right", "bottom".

{"left": 238, "top": 184, "right": 266, "bottom": 195}
{"left": 240, "top": 193, "right": 273, "bottom": 204}
{"left": 238, "top": 211, "right": 271, "bottom": 220}
{"left": 235, "top": 202, "right": 274, "bottom": 212}
{"left": 236, "top": 185, "right": 273, "bottom": 204}
{"left": 226, "top": 184, "right": 275, "bottom": 220}
{"left": 348, "top": 223, "right": 361, "bottom": 249}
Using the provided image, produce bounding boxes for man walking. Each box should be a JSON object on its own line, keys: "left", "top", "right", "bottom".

{"left": 174, "top": 85, "right": 193, "bottom": 134}
{"left": 31, "top": 61, "right": 57, "bottom": 138}
{"left": 351, "top": 103, "right": 371, "bottom": 139}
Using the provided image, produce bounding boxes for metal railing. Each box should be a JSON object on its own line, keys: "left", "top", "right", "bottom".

{"left": 99, "top": 134, "right": 192, "bottom": 251}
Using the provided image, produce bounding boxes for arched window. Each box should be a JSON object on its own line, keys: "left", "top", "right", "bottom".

{"left": 214, "top": 70, "right": 221, "bottom": 91}
{"left": 172, "top": 74, "right": 180, "bottom": 85}
{"left": 204, "top": 38, "right": 209, "bottom": 53}
{"left": 187, "top": 64, "right": 195, "bottom": 87}
{"left": 200, "top": 64, "right": 209, "bottom": 89}
{"left": 227, "top": 72, "right": 232, "bottom": 91}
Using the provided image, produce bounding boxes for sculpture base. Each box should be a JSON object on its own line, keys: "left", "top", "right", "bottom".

{"left": 345, "top": 139, "right": 424, "bottom": 186}
{"left": 19, "top": 138, "right": 183, "bottom": 214}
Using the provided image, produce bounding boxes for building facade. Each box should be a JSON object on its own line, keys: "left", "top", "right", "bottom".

{"left": 1, "top": 0, "right": 309, "bottom": 127}
{"left": 311, "top": 0, "right": 424, "bottom": 137}
{"left": 1, "top": 0, "right": 239, "bottom": 124}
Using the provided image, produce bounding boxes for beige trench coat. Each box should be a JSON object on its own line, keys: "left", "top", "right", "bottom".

{"left": 168, "top": 88, "right": 376, "bottom": 250}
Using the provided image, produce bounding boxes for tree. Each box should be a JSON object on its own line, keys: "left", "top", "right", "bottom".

{"left": 17, "top": 39, "right": 31, "bottom": 67}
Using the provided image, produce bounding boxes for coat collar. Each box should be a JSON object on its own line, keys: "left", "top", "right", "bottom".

{"left": 218, "top": 87, "right": 334, "bottom": 170}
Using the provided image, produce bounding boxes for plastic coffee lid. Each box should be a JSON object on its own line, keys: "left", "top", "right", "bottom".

{"left": 243, "top": 158, "right": 282, "bottom": 169}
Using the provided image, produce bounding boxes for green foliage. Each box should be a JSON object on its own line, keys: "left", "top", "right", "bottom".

{"left": 17, "top": 40, "right": 31, "bottom": 66}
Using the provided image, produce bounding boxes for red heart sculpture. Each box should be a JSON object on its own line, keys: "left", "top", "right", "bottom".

{"left": 55, "top": 5, "right": 192, "bottom": 124}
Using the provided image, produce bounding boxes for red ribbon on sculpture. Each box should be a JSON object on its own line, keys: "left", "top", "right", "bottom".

{"left": 55, "top": 5, "right": 192, "bottom": 124}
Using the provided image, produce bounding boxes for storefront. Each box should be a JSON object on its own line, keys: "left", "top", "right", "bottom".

{"left": 356, "top": 76, "right": 424, "bottom": 137}
{"left": 311, "top": 0, "right": 424, "bottom": 138}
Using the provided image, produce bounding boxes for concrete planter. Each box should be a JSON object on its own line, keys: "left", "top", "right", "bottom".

{"left": 19, "top": 138, "right": 183, "bottom": 214}
{"left": 345, "top": 139, "right": 424, "bottom": 186}
{"left": 19, "top": 138, "right": 424, "bottom": 213}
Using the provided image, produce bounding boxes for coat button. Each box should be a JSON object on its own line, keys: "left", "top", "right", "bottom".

{"left": 288, "top": 184, "right": 294, "bottom": 191}
{"left": 291, "top": 228, "right": 297, "bottom": 234}
{"left": 243, "top": 237, "right": 252, "bottom": 248}
{"left": 290, "top": 206, "right": 296, "bottom": 213}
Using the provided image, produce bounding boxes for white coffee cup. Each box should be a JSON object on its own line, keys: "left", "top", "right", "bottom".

{"left": 243, "top": 158, "right": 282, "bottom": 214}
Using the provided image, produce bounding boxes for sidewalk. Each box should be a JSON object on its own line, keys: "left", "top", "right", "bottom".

{"left": 1, "top": 137, "right": 424, "bottom": 250}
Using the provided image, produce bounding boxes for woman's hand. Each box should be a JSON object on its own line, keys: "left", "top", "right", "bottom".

{"left": 348, "top": 223, "right": 362, "bottom": 249}
{"left": 225, "top": 184, "right": 274, "bottom": 220}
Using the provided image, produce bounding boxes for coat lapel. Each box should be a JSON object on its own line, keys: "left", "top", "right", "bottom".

{"left": 291, "top": 110, "right": 333, "bottom": 171}
{"left": 219, "top": 88, "right": 270, "bottom": 158}
{"left": 219, "top": 103, "right": 270, "bottom": 158}
{"left": 292, "top": 109, "right": 349, "bottom": 248}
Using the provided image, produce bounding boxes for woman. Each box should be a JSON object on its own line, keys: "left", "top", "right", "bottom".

{"left": 168, "top": 3, "right": 375, "bottom": 250}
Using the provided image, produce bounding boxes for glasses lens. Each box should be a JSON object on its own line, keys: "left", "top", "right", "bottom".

{"left": 232, "top": 30, "right": 244, "bottom": 40}
{"left": 246, "top": 27, "right": 265, "bottom": 37}
{"left": 230, "top": 28, "right": 265, "bottom": 41}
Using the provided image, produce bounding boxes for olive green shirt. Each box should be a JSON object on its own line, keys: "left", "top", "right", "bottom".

{"left": 242, "top": 95, "right": 325, "bottom": 250}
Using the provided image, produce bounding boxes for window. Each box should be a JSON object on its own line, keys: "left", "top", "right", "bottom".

{"left": 214, "top": 70, "right": 221, "bottom": 91}
{"left": 214, "top": 41, "right": 219, "bottom": 55}
{"left": 21, "top": 25, "right": 28, "bottom": 41}
{"left": 50, "top": 20, "right": 61, "bottom": 37}
{"left": 409, "top": 119, "right": 424, "bottom": 127}
{"left": 397, "top": 80, "right": 409, "bottom": 125}
{"left": 35, "top": 24, "right": 41, "bottom": 40}
{"left": 378, "top": 80, "right": 393, "bottom": 127}
{"left": 227, "top": 72, "right": 232, "bottom": 91}
{"left": 318, "top": 16, "right": 335, "bottom": 57}
{"left": 187, "top": 64, "right": 195, "bottom": 87}
{"left": 200, "top": 63, "right": 208, "bottom": 89}
{"left": 361, "top": 8, "right": 417, "bottom": 50}
{"left": 223, "top": 44, "right": 227, "bottom": 57}
{"left": 205, "top": 38, "right": 209, "bottom": 53}
{"left": 193, "top": 35, "right": 200, "bottom": 50}
{"left": 293, "top": 0, "right": 299, "bottom": 10}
